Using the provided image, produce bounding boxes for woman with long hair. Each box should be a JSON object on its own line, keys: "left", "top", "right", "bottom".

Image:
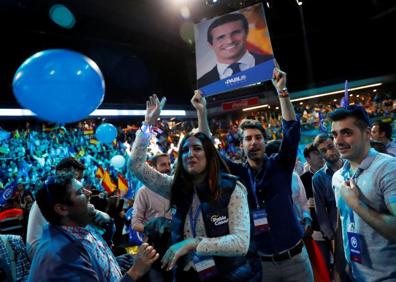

{"left": 130, "top": 95, "right": 258, "bottom": 282}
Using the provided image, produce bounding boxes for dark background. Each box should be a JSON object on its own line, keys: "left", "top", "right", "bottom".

{"left": 0, "top": 0, "right": 395, "bottom": 108}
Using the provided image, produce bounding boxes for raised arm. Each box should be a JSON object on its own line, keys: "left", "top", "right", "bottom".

{"left": 272, "top": 60, "right": 296, "bottom": 121}
{"left": 191, "top": 90, "right": 211, "bottom": 138}
{"left": 129, "top": 94, "right": 173, "bottom": 199}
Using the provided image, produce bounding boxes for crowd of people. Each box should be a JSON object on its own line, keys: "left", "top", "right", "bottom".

{"left": 0, "top": 65, "right": 396, "bottom": 282}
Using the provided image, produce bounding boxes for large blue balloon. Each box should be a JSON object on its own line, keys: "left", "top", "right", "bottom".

{"left": 12, "top": 49, "right": 105, "bottom": 123}
{"left": 95, "top": 123, "right": 117, "bottom": 144}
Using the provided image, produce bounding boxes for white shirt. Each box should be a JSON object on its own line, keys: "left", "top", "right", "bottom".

{"left": 26, "top": 201, "right": 47, "bottom": 259}
{"left": 216, "top": 51, "right": 255, "bottom": 80}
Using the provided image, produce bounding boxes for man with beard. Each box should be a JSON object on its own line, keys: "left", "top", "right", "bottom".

{"left": 193, "top": 63, "right": 313, "bottom": 282}
{"left": 197, "top": 13, "right": 272, "bottom": 88}
{"left": 312, "top": 134, "right": 343, "bottom": 276}
{"left": 27, "top": 157, "right": 114, "bottom": 258}
{"left": 370, "top": 120, "right": 396, "bottom": 156}
{"left": 330, "top": 105, "right": 396, "bottom": 281}
{"left": 28, "top": 172, "right": 159, "bottom": 281}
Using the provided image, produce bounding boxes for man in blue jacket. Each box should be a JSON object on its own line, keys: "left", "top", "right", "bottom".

{"left": 28, "top": 172, "right": 159, "bottom": 282}
{"left": 193, "top": 64, "right": 313, "bottom": 281}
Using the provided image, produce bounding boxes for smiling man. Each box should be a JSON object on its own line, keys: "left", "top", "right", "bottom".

{"left": 28, "top": 172, "right": 159, "bottom": 282}
{"left": 329, "top": 105, "right": 396, "bottom": 281}
{"left": 197, "top": 13, "right": 272, "bottom": 88}
{"left": 194, "top": 65, "right": 314, "bottom": 282}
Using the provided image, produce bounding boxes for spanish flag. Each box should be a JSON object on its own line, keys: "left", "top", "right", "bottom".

{"left": 112, "top": 139, "right": 118, "bottom": 147}
{"left": 117, "top": 173, "right": 128, "bottom": 196}
{"left": 42, "top": 124, "right": 56, "bottom": 133}
{"left": 102, "top": 170, "right": 116, "bottom": 194}
{"left": 95, "top": 166, "right": 104, "bottom": 179}
{"left": 83, "top": 128, "right": 94, "bottom": 135}
{"left": 90, "top": 138, "right": 99, "bottom": 145}
{"left": 304, "top": 237, "right": 331, "bottom": 282}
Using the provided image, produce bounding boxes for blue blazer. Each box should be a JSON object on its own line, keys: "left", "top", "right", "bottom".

{"left": 28, "top": 224, "right": 134, "bottom": 282}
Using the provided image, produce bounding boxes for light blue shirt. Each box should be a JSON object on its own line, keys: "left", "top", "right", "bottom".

{"left": 386, "top": 141, "right": 396, "bottom": 156}
{"left": 332, "top": 149, "right": 396, "bottom": 281}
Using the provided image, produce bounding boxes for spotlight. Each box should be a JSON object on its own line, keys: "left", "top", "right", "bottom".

{"left": 180, "top": 6, "right": 190, "bottom": 19}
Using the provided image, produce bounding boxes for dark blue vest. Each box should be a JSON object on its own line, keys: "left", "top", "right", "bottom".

{"left": 172, "top": 173, "right": 261, "bottom": 281}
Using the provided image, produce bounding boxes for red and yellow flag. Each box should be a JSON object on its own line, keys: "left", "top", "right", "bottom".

{"left": 102, "top": 170, "right": 116, "bottom": 194}
{"left": 112, "top": 139, "right": 118, "bottom": 147}
{"left": 90, "top": 138, "right": 99, "bottom": 145}
{"left": 42, "top": 124, "right": 55, "bottom": 133}
{"left": 95, "top": 166, "right": 104, "bottom": 179}
{"left": 83, "top": 128, "right": 94, "bottom": 135}
{"left": 117, "top": 173, "right": 128, "bottom": 196}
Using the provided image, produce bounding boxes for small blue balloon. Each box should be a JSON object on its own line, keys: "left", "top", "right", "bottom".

{"left": 12, "top": 49, "right": 105, "bottom": 123}
{"left": 95, "top": 123, "right": 117, "bottom": 144}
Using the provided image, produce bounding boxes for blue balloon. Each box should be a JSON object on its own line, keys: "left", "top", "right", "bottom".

{"left": 95, "top": 123, "right": 117, "bottom": 144}
{"left": 12, "top": 49, "right": 105, "bottom": 123}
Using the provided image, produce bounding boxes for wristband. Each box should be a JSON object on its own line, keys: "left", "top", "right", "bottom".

{"left": 277, "top": 88, "right": 289, "bottom": 98}
{"left": 141, "top": 122, "right": 152, "bottom": 134}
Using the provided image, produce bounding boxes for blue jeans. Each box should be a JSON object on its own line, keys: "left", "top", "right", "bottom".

{"left": 261, "top": 247, "right": 314, "bottom": 282}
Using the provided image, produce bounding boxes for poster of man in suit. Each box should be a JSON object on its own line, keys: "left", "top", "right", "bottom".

{"left": 195, "top": 3, "right": 274, "bottom": 97}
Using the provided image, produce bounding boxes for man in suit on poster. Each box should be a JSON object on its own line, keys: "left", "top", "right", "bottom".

{"left": 197, "top": 13, "right": 272, "bottom": 88}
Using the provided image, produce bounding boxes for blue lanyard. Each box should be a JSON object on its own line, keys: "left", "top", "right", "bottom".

{"left": 248, "top": 168, "right": 260, "bottom": 209}
{"left": 189, "top": 203, "right": 202, "bottom": 238}
{"left": 344, "top": 168, "right": 363, "bottom": 224}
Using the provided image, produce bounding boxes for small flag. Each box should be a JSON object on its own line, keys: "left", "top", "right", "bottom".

{"left": 13, "top": 130, "right": 20, "bottom": 139}
{"left": 118, "top": 173, "right": 129, "bottom": 196}
{"left": 42, "top": 124, "right": 56, "bottom": 133}
{"left": 318, "top": 112, "right": 327, "bottom": 133}
{"left": 0, "top": 182, "right": 17, "bottom": 207}
{"left": 102, "top": 170, "right": 116, "bottom": 194}
{"left": 304, "top": 237, "right": 331, "bottom": 282}
{"left": 90, "top": 138, "right": 100, "bottom": 145}
{"left": 83, "top": 128, "right": 94, "bottom": 135}
{"left": 95, "top": 166, "right": 104, "bottom": 179}
{"left": 340, "top": 80, "right": 349, "bottom": 108}
{"left": 112, "top": 139, "right": 118, "bottom": 147}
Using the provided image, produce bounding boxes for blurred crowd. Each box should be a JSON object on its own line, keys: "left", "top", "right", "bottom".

{"left": 0, "top": 91, "right": 395, "bottom": 282}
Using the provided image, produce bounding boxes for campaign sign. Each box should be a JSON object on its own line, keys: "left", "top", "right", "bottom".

{"left": 195, "top": 3, "right": 274, "bottom": 97}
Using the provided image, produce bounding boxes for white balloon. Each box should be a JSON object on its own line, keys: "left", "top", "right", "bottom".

{"left": 110, "top": 155, "right": 125, "bottom": 169}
